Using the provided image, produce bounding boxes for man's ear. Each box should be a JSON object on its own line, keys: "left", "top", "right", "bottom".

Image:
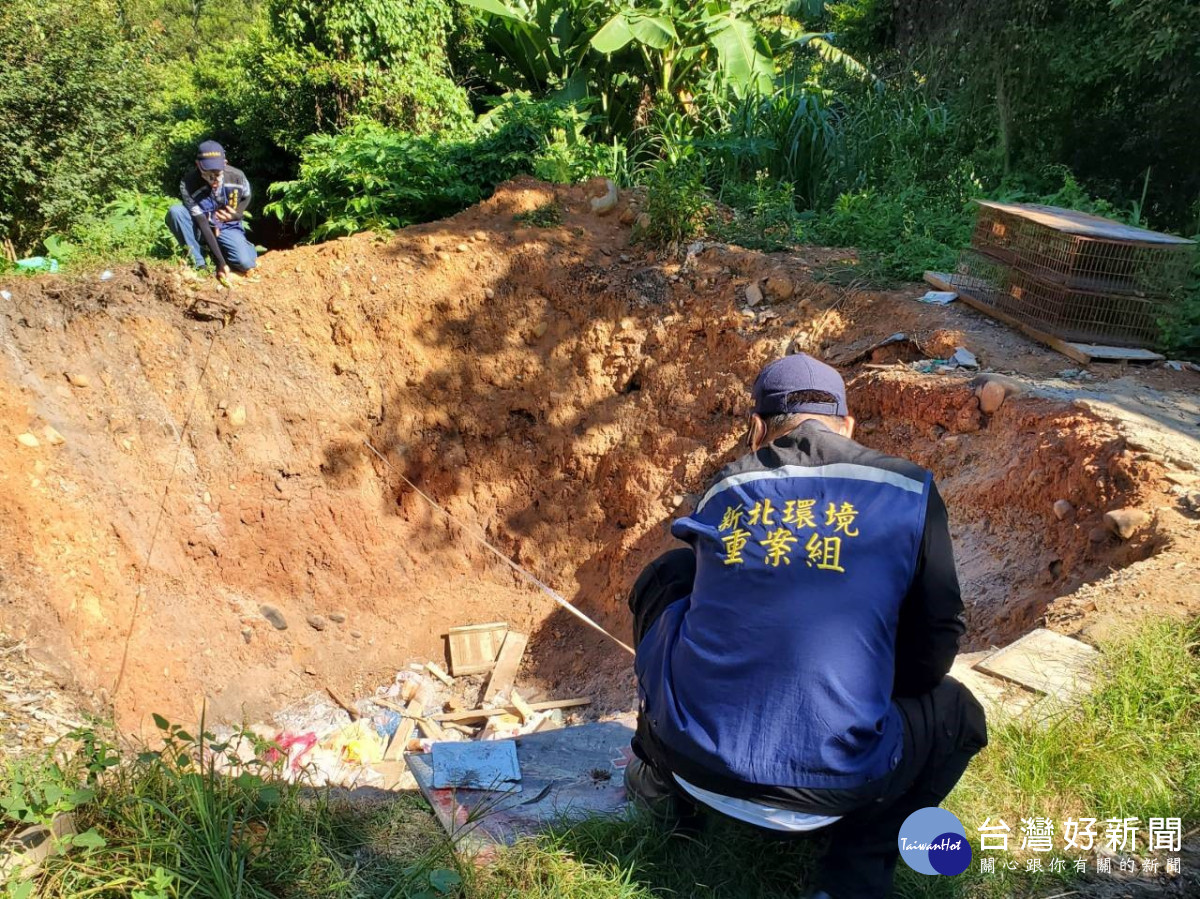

{"left": 842, "top": 415, "right": 856, "bottom": 440}
{"left": 748, "top": 414, "right": 768, "bottom": 452}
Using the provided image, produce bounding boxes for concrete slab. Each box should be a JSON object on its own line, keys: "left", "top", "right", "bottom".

{"left": 432, "top": 740, "right": 521, "bottom": 791}
{"left": 976, "top": 628, "right": 1099, "bottom": 701}
{"left": 408, "top": 717, "right": 635, "bottom": 851}
{"left": 950, "top": 658, "right": 1040, "bottom": 719}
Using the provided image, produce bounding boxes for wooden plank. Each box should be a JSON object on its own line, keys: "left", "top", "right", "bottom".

{"left": 325, "top": 685, "right": 359, "bottom": 721}
{"left": 510, "top": 689, "right": 535, "bottom": 724}
{"left": 385, "top": 698, "right": 423, "bottom": 760}
{"left": 433, "top": 697, "right": 591, "bottom": 724}
{"left": 482, "top": 631, "right": 528, "bottom": 704}
{"left": 924, "top": 272, "right": 1092, "bottom": 364}
{"left": 447, "top": 622, "right": 508, "bottom": 676}
{"left": 425, "top": 661, "right": 455, "bottom": 687}
{"left": 1065, "top": 343, "right": 1164, "bottom": 362}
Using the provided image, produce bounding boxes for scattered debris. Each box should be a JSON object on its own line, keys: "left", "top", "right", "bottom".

{"left": 99, "top": 270, "right": 114, "bottom": 282}
{"left": 949, "top": 347, "right": 979, "bottom": 370}
{"left": 917, "top": 290, "right": 958, "bottom": 305}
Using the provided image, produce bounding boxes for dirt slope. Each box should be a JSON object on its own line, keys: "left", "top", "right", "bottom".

{"left": 1, "top": 177, "right": 1197, "bottom": 739}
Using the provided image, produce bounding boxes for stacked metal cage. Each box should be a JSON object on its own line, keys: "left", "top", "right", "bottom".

{"left": 953, "top": 202, "right": 1195, "bottom": 346}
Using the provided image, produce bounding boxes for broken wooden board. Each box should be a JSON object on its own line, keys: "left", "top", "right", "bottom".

{"left": 975, "top": 628, "right": 1099, "bottom": 702}
{"left": 923, "top": 272, "right": 1164, "bottom": 365}
{"left": 481, "top": 631, "right": 529, "bottom": 704}
{"left": 433, "top": 697, "right": 591, "bottom": 724}
{"left": 447, "top": 622, "right": 508, "bottom": 676}
{"left": 407, "top": 717, "right": 635, "bottom": 852}
{"left": 431, "top": 740, "right": 521, "bottom": 791}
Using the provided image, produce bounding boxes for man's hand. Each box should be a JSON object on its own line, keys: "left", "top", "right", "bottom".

{"left": 215, "top": 208, "right": 235, "bottom": 223}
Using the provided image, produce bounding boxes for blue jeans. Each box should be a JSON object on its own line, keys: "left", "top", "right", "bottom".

{"left": 166, "top": 204, "right": 257, "bottom": 271}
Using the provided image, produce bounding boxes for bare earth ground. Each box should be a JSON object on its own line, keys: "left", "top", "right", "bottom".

{"left": 0, "top": 177, "right": 1197, "bottom": 751}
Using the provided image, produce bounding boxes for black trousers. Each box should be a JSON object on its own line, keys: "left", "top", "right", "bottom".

{"left": 629, "top": 548, "right": 989, "bottom": 899}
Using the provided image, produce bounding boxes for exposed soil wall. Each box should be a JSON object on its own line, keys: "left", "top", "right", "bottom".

{"left": 0, "top": 179, "right": 1191, "bottom": 736}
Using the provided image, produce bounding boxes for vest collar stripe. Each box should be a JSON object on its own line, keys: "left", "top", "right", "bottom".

{"left": 696, "top": 463, "right": 926, "bottom": 513}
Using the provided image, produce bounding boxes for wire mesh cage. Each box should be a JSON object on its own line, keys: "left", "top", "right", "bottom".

{"left": 954, "top": 202, "right": 1195, "bottom": 347}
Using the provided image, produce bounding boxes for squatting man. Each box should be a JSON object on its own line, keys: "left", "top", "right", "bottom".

{"left": 625, "top": 353, "right": 989, "bottom": 899}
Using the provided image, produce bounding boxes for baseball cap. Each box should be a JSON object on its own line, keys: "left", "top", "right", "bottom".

{"left": 752, "top": 354, "right": 848, "bottom": 417}
{"left": 196, "top": 140, "right": 226, "bottom": 171}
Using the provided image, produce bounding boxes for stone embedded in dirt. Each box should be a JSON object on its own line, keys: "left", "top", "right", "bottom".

{"left": 329, "top": 611, "right": 347, "bottom": 624}
{"left": 764, "top": 275, "right": 794, "bottom": 301}
{"left": 43, "top": 426, "right": 65, "bottom": 446}
{"left": 745, "top": 283, "right": 764, "bottom": 307}
{"left": 350, "top": 630, "right": 362, "bottom": 640}
{"left": 307, "top": 615, "right": 327, "bottom": 631}
{"left": 66, "top": 372, "right": 90, "bottom": 388}
{"left": 1103, "top": 508, "right": 1151, "bottom": 540}
{"left": 227, "top": 405, "right": 247, "bottom": 429}
{"left": 619, "top": 206, "right": 638, "bottom": 226}
{"left": 260, "top": 605, "right": 288, "bottom": 630}
{"left": 241, "top": 627, "right": 253, "bottom": 644}
{"left": 484, "top": 287, "right": 495, "bottom": 300}
{"left": 457, "top": 244, "right": 469, "bottom": 253}
{"left": 978, "top": 380, "right": 1008, "bottom": 414}
{"left": 16, "top": 432, "right": 39, "bottom": 448}
{"left": 530, "top": 321, "right": 549, "bottom": 340}
{"left": 1053, "top": 499, "right": 1074, "bottom": 520}
{"left": 1088, "top": 526, "right": 1110, "bottom": 543}
{"left": 437, "top": 252, "right": 450, "bottom": 262}
{"left": 671, "top": 494, "right": 684, "bottom": 506}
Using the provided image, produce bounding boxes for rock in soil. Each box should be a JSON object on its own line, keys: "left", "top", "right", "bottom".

{"left": 260, "top": 605, "right": 288, "bottom": 630}
{"left": 307, "top": 615, "right": 328, "bottom": 631}
{"left": 1053, "top": 499, "right": 1074, "bottom": 520}
{"left": 1103, "top": 508, "right": 1151, "bottom": 540}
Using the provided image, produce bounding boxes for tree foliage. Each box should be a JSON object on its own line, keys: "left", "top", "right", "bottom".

{"left": 0, "top": 0, "right": 160, "bottom": 253}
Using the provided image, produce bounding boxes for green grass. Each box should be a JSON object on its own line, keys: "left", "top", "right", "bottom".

{"left": 5, "top": 617, "right": 1199, "bottom": 898}
{"left": 513, "top": 202, "right": 563, "bottom": 229}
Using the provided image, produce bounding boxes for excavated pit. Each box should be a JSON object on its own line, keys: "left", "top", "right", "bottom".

{"left": 0, "top": 179, "right": 1181, "bottom": 736}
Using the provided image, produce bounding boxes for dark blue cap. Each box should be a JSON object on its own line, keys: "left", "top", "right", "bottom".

{"left": 752, "top": 354, "right": 848, "bottom": 417}
{"left": 196, "top": 140, "right": 226, "bottom": 170}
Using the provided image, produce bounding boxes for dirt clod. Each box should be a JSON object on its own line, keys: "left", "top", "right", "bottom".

{"left": 1053, "top": 499, "right": 1074, "bottom": 520}
{"left": 764, "top": 275, "right": 794, "bottom": 301}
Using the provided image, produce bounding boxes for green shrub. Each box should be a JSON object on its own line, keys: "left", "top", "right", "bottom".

{"left": 267, "top": 96, "right": 614, "bottom": 240}
{"left": 638, "top": 158, "right": 714, "bottom": 248}
{"left": 0, "top": 0, "right": 160, "bottom": 254}
{"left": 712, "top": 172, "right": 805, "bottom": 251}
{"left": 42, "top": 191, "right": 179, "bottom": 267}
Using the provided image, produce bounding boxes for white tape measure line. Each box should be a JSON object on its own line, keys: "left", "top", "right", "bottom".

{"left": 364, "top": 440, "right": 636, "bottom": 656}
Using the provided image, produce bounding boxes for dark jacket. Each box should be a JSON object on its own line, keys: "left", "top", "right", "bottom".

{"left": 635, "top": 419, "right": 964, "bottom": 792}
{"left": 179, "top": 166, "right": 252, "bottom": 232}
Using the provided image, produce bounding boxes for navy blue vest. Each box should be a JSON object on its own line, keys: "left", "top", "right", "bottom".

{"left": 636, "top": 421, "right": 932, "bottom": 790}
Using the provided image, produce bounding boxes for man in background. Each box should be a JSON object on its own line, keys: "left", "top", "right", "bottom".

{"left": 626, "top": 353, "right": 988, "bottom": 899}
{"left": 166, "top": 140, "right": 257, "bottom": 280}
